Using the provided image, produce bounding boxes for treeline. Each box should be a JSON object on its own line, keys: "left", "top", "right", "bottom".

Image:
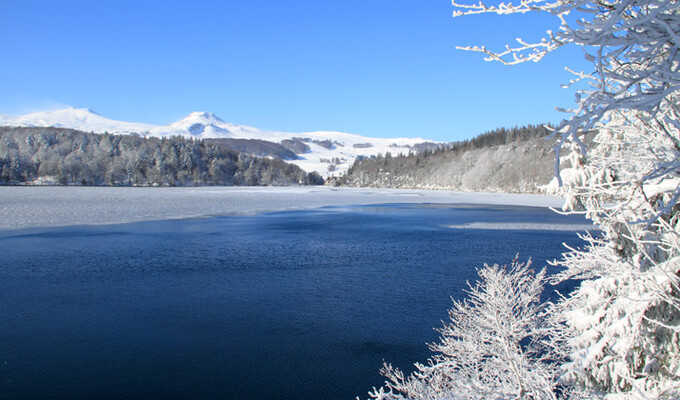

{"left": 449, "top": 123, "right": 552, "bottom": 152}
{"left": 332, "top": 123, "right": 557, "bottom": 193}
{"left": 0, "top": 127, "right": 324, "bottom": 186}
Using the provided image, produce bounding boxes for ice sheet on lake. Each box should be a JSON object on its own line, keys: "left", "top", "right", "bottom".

{"left": 444, "top": 222, "right": 597, "bottom": 231}
{"left": 0, "top": 186, "right": 565, "bottom": 231}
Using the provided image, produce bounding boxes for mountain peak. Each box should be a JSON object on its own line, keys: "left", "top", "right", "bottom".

{"left": 0, "top": 107, "right": 438, "bottom": 178}
{"left": 0, "top": 107, "right": 155, "bottom": 134}
{"left": 184, "top": 111, "right": 224, "bottom": 124}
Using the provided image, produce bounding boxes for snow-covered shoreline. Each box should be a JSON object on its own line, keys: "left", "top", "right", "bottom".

{"left": 0, "top": 186, "right": 564, "bottom": 231}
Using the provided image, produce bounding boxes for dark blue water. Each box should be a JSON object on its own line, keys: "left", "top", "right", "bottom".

{"left": 0, "top": 203, "right": 588, "bottom": 400}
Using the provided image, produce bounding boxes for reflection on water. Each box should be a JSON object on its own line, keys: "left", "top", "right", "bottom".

{"left": 0, "top": 203, "right": 589, "bottom": 400}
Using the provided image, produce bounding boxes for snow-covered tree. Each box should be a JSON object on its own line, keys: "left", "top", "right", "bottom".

{"left": 369, "top": 1, "right": 679, "bottom": 399}
{"left": 449, "top": 0, "right": 680, "bottom": 397}
{"left": 369, "top": 260, "right": 559, "bottom": 400}
{"left": 546, "top": 105, "right": 680, "bottom": 398}
{"left": 451, "top": 0, "right": 679, "bottom": 182}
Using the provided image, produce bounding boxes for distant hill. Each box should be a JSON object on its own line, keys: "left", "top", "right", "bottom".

{"left": 332, "top": 124, "right": 564, "bottom": 193}
{"left": 0, "top": 127, "right": 323, "bottom": 186}
{"left": 0, "top": 108, "right": 438, "bottom": 177}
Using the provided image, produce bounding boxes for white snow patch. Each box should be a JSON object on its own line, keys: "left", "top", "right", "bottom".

{"left": 0, "top": 108, "right": 155, "bottom": 135}
{"left": 443, "top": 222, "right": 597, "bottom": 231}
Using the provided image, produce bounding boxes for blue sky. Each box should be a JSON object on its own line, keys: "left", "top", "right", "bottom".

{"left": 0, "top": 0, "right": 590, "bottom": 141}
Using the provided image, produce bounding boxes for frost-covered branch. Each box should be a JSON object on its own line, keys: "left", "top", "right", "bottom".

{"left": 369, "top": 260, "right": 559, "bottom": 400}
{"left": 367, "top": 2, "right": 680, "bottom": 398}
{"left": 453, "top": 0, "right": 680, "bottom": 182}
{"left": 452, "top": 0, "right": 680, "bottom": 397}
{"left": 545, "top": 107, "right": 680, "bottom": 397}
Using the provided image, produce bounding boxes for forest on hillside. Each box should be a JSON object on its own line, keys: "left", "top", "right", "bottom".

{"left": 0, "top": 127, "right": 324, "bottom": 186}
{"left": 334, "top": 124, "right": 559, "bottom": 193}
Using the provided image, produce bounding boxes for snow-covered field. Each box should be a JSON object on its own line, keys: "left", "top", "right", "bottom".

{"left": 0, "top": 186, "right": 566, "bottom": 231}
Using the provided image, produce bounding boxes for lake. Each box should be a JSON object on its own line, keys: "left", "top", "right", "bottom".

{"left": 0, "top": 190, "right": 591, "bottom": 400}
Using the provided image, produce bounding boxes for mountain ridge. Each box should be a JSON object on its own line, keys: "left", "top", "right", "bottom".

{"left": 0, "top": 108, "right": 439, "bottom": 177}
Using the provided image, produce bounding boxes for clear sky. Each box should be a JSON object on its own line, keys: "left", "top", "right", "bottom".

{"left": 0, "top": 0, "right": 590, "bottom": 142}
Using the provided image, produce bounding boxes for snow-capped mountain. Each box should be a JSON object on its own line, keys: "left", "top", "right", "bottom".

{"left": 147, "top": 111, "right": 265, "bottom": 139}
{"left": 0, "top": 108, "right": 155, "bottom": 135}
{"left": 0, "top": 108, "right": 439, "bottom": 177}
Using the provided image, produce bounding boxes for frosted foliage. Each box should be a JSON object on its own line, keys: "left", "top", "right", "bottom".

{"left": 447, "top": 0, "right": 680, "bottom": 397}
{"left": 369, "top": 261, "right": 559, "bottom": 400}
{"left": 452, "top": 0, "right": 680, "bottom": 182}
{"left": 548, "top": 107, "right": 680, "bottom": 399}
{"left": 362, "top": 1, "right": 680, "bottom": 399}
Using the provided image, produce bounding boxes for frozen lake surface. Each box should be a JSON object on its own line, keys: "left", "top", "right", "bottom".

{"left": 0, "top": 186, "right": 564, "bottom": 231}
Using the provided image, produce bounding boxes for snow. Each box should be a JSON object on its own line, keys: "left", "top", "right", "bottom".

{"left": 444, "top": 222, "right": 596, "bottom": 231}
{"left": 0, "top": 108, "right": 437, "bottom": 177}
{"left": 0, "top": 186, "right": 564, "bottom": 231}
{"left": 144, "top": 112, "right": 435, "bottom": 177}
{"left": 146, "top": 111, "right": 260, "bottom": 138}
{"left": 0, "top": 108, "right": 155, "bottom": 135}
